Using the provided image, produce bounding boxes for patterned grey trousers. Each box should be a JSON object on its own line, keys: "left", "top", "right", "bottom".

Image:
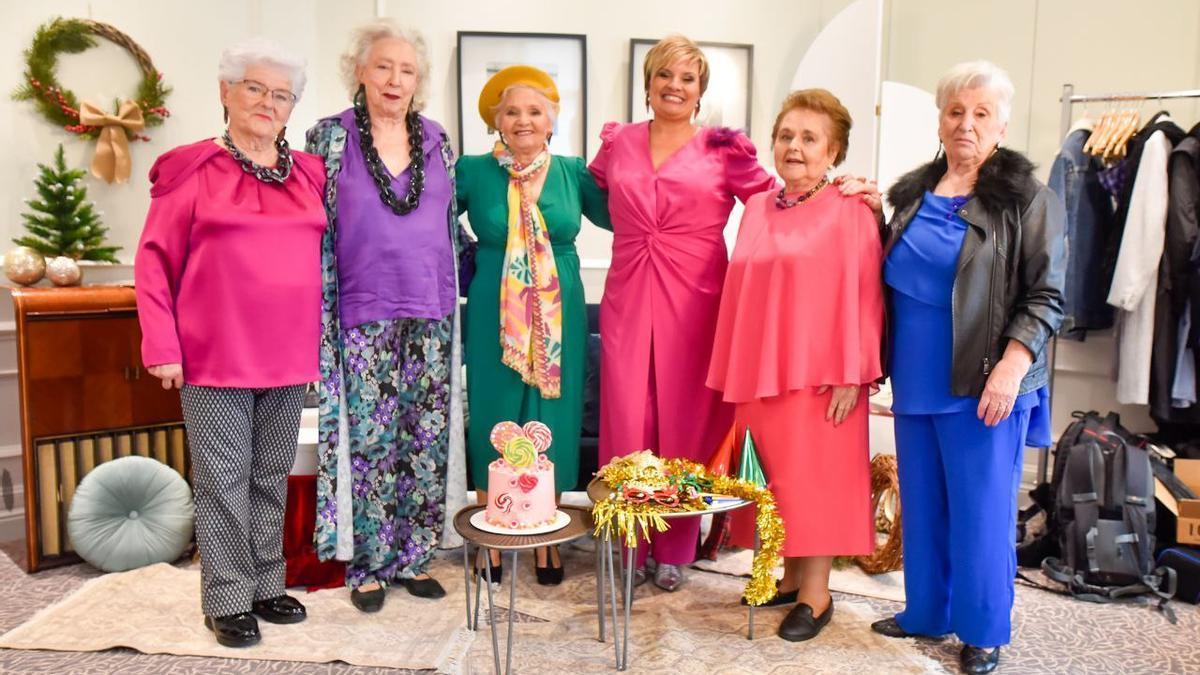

{"left": 180, "top": 384, "right": 304, "bottom": 618}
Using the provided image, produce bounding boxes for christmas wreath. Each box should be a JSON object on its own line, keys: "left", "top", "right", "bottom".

{"left": 13, "top": 17, "right": 171, "bottom": 182}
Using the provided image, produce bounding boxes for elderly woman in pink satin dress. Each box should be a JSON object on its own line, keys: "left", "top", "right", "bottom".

{"left": 588, "top": 34, "right": 775, "bottom": 591}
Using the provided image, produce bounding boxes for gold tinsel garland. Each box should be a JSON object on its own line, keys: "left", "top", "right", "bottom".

{"left": 591, "top": 456, "right": 785, "bottom": 606}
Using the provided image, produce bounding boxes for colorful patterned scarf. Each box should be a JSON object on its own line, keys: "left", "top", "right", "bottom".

{"left": 496, "top": 141, "right": 562, "bottom": 398}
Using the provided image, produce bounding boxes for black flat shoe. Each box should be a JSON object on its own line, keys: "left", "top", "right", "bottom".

{"left": 204, "top": 613, "right": 261, "bottom": 648}
{"left": 401, "top": 576, "right": 446, "bottom": 599}
{"left": 350, "top": 584, "right": 386, "bottom": 613}
{"left": 960, "top": 645, "right": 1000, "bottom": 674}
{"left": 535, "top": 545, "right": 565, "bottom": 586}
{"left": 740, "top": 581, "right": 799, "bottom": 607}
{"left": 870, "top": 616, "right": 948, "bottom": 641}
{"left": 252, "top": 594, "right": 307, "bottom": 624}
{"left": 777, "top": 599, "right": 834, "bottom": 642}
{"left": 475, "top": 555, "right": 504, "bottom": 585}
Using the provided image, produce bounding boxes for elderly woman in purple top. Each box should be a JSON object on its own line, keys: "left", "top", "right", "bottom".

{"left": 306, "top": 19, "right": 469, "bottom": 613}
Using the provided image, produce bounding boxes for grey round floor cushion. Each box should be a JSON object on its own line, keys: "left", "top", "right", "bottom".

{"left": 67, "top": 455, "right": 195, "bottom": 572}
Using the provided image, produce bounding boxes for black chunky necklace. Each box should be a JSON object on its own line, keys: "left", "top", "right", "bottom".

{"left": 354, "top": 94, "right": 425, "bottom": 215}
{"left": 775, "top": 176, "right": 829, "bottom": 209}
{"left": 222, "top": 129, "right": 293, "bottom": 184}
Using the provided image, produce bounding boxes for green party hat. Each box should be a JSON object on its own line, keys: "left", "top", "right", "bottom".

{"left": 737, "top": 428, "right": 767, "bottom": 488}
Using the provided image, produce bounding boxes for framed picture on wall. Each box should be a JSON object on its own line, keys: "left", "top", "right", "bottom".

{"left": 456, "top": 31, "right": 587, "bottom": 158}
{"left": 628, "top": 38, "right": 753, "bottom": 134}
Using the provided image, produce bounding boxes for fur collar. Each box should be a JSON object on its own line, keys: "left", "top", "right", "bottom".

{"left": 887, "top": 147, "right": 1038, "bottom": 216}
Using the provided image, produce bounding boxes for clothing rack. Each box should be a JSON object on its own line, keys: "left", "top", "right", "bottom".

{"left": 1042, "top": 84, "right": 1200, "bottom": 483}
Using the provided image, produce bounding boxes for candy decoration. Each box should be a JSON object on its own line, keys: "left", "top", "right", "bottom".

{"left": 493, "top": 492, "right": 513, "bottom": 514}
{"left": 517, "top": 473, "right": 539, "bottom": 493}
{"left": 502, "top": 436, "right": 536, "bottom": 468}
{"left": 522, "top": 420, "right": 553, "bottom": 454}
{"left": 737, "top": 428, "right": 767, "bottom": 489}
{"left": 489, "top": 421, "right": 522, "bottom": 453}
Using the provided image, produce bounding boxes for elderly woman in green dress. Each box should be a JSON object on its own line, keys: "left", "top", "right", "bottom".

{"left": 457, "top": 65, "right": 609, "bottom": 585}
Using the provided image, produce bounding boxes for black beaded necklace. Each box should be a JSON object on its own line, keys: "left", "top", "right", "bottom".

{"left": 353, "top": 92, "right": 425, "bottom": 215}
{"left": 775, "top": 176, "right": 829, "bottom": 209}
{"left": 222, "top": 129, "right": 293, "bottom": 184}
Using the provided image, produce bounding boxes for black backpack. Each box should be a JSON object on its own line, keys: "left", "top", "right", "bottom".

{"left": 1029, "top": 411, "right": 1177, "bottom": 619}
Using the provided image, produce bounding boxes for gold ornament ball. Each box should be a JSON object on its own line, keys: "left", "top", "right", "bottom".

{"left": 46, "top": 256, "right": 82, "bottom": 287}
{"left": 3, "top": 246, "right": 46, "bottom": 286}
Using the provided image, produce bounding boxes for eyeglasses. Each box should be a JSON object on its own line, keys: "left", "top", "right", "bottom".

{"left": 233, "top": 79, "right": 298, "bottom": 106}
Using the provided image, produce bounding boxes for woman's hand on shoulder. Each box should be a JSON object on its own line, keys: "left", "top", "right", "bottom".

{"left": 834, "top": 175, "right": 883, "bottom": 220}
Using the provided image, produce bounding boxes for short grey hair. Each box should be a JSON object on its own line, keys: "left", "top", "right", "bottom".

{"left": 935, "top": 60, "right": 1014, "bottom": 123}
{"left": 339, "top": 19, "right": 429, "bottom": 111}
{"left": 491, "top": 85, "right": 560, "bottom": 131}
{"left": 218, "top": 37, "right": 308, "bottom": 99}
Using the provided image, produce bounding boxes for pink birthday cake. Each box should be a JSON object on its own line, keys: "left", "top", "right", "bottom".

{"left": 485, "top": 421, "right": 557, "bottom": 529}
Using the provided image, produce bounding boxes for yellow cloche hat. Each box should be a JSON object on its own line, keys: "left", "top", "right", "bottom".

{"left": 478, "top": 64, "right": 559, "bottom": 132}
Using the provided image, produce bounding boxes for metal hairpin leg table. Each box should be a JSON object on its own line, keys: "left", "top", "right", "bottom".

{"left": 454, "top": 505, "right": 591, "bottom": 675}
{"left": 587, "top": 479, "right": 756, "bottom": 671}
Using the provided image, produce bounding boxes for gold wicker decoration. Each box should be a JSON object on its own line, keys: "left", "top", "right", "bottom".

{"left": 854, "top": 453, "right": 904, "bottom": 574}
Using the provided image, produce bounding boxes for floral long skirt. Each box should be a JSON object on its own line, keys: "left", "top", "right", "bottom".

{"left": 342, "top": 315, "right": 451, "bottom": 588}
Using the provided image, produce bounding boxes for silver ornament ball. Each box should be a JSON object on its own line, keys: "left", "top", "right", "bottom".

{"left": 4, "top": 246, "right": 46, "bottom": 286}
{"left": 46, "top": 256, "right": 82, "bottom": 287}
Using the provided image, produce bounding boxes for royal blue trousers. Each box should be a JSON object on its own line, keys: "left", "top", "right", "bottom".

{"left": 893, "top": 408, "right": 1030, "bottom": 648}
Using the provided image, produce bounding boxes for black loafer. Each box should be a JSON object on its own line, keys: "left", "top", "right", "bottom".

{"left": 741, "top": 581, "right": 799, "bottom": 607}
{"left": 252, "top": 594, "right": 307, "bottom": 624}
{"left": 960, "top": 645, "right": 1000, "bottom": 674}
{"left": 350, "top": 584, "right": 386, "bottom": 613}
{"left": 777, "top": 600, "right": 834, "bottom": 642}
{"left": 204, "top": 612, "right": 261, "bottom": 648}
{"left": 401, "top": 576, "right": 446, "bottom": 599}
{"left": 870, "top": 616, "right": 948, "bottom": 641}
{"left": 475, "top": 557, "right": 504, "bottom": 585}
{"left": 535, "top": 546, "right": 565, "bottom": 586}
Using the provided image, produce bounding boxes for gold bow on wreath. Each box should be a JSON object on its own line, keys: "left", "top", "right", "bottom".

{"left": 79, "top": 100, "right": 145, "bottom": 183}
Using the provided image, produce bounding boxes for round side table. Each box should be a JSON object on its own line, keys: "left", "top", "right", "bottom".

{"left": 453, "top": 504, "right": 592, "bottom": 675}
{"left": 587, "top": 478, "right": 757, "bottom": 670}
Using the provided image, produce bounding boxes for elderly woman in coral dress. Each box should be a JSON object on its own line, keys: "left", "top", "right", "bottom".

{"left": 708, "top": 89, "right": 883, "bottom": 642}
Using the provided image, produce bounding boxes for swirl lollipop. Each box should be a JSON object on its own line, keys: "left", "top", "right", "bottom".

{"left": 490, "top": 421, "right": 523, "bottom": 453}
{"left": 522, "top": 421, "right": 553, "bottom": 454}
{"left": 503, "top": 436, "right": 537, "bottom": 469}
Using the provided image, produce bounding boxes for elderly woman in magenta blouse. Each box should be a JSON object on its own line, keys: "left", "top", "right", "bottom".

{"left": 307, "top": 19, "right": 468, "bottom": 613}
{"left": 135, "top": 38, "right": 323, "bottom": 648}
{"left": 589, "top": 34, "right": 775, "bottom": 590}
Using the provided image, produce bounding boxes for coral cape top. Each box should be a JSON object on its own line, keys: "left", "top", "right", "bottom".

{"left": 707, "top": 186, "right": 884, "bottom": 402}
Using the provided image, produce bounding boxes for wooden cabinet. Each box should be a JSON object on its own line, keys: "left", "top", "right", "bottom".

{"left": 10, "top": 286, "right": 188, "bottom": 572}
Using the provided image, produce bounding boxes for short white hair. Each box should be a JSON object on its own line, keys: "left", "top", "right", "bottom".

{"left": 340, "top": 19, "right": 429, "bottom": 111}
{"left": 218, "top": 37, "right": 308, "bottom": 99}
{"left": 935, "top": 60, "right": 1014, "bottom": 123}
{"left": 491, "top": 85, "right": 560, "bottom": 131}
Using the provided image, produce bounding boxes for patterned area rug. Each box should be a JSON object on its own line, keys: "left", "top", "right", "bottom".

{"left": 0, "top": 559, "right": 472, "bottom": 672}
{"left": 2, "top": 539, "right": 1198, "bottom": 674}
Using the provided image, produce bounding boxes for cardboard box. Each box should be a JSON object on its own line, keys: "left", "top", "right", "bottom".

{"left": 1176, "top": 459, "right": 1200, "bottom": 546}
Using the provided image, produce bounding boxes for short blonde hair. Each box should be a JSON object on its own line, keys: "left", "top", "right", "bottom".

{"left": 339, "top": 19, "right": 429, "bottom": 110}
{"left": 935, "top": 60, "right": 1014, "bottom": 123}
{"left": 642, "top": 35, "right": 710, "bottom": 96}
{"left": 490, "top": 85, "right": 560, "bottom": 131}
{"left": 771, "top": 89, "right": 853, "bottom": 166}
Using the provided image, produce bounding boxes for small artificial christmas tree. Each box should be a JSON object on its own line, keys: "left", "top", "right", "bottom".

{"left": 15, "top": 144, "right": 120, "bottom": 262}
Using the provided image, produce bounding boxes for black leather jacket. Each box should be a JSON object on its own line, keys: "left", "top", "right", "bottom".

{"left": 884, "top": 148, "right": 1067, "bottom": 397}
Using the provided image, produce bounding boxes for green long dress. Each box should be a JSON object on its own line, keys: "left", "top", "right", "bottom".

{"left": 456, "top": 153, "right": 610, "bottom": 491}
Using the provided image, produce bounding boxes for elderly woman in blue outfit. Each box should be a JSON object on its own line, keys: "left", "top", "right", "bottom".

{"left": 843, "top": 60, "right": 1065, "bottom": 674}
